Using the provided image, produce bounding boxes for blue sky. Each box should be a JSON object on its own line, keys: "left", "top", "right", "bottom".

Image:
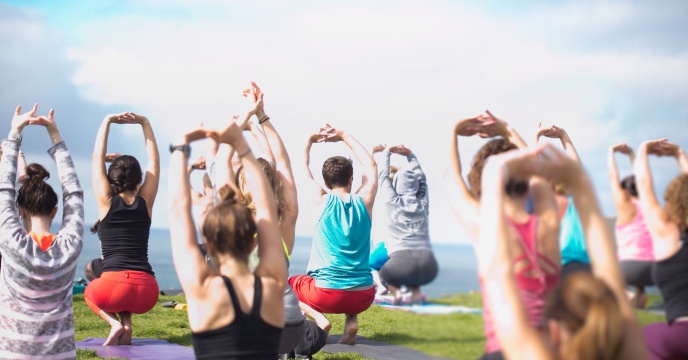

{"left": 1, "top": 0, "right": 687, "bottom": 243}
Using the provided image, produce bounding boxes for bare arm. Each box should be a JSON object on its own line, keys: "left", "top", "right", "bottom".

{"left": 536, "top": 124, "right": 580, "bottom": 163}
{"left": 485, "top": 110, "right": 527, "bottom": 149}
{"left": 607, "top": 143, "right": 634, "bottom": 210}
{"left": 304, "top": 134, "right": 328, "bottom": 200}
{"left": 91, "top": 115, "right": 116, "bottom": 216}
{"left": 135, "top": 115, "right": 160, "bottom": 216}
{"left": 449, "top": 118, "right": 483, "bottom": 237}
{"left": 168, "top": 129, "right": 215, "bottom": 297}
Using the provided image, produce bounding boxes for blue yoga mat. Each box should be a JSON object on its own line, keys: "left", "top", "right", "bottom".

{"left": 76, "top": 338, "right": 194, "bottom": 359}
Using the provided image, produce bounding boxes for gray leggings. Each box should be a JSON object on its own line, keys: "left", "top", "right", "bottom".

{"left": 620, "top": 260, "right": 654, "bottom": 289}
{"left": 379, "top": 249, "right": 438, "bottom": 287}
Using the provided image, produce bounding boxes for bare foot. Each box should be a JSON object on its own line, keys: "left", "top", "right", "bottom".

{"left": 299, "top": 301, "right": 331, "bottom": 333}
{"left": 410, "top": 290, "right": 424, "bottom": 305}
{"left": 316, "top": 316, "right": 332, "bottom": 333}
{"left": 119, "top": 312, "right": 133, "bottom": 345}
{"left": 338, "top": 315, "right": 358, "bottom": 345}
{"left": 103, "top": 322, "right": 124, "bottom": 346}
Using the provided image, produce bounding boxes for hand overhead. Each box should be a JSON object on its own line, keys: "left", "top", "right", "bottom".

{"left": 389, "top": 145, "right": 412, "bottom": 156}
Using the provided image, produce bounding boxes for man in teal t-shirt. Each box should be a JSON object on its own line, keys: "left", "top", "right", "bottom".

{"left": 289, "top": 124, "right": 378, "bottom": 345}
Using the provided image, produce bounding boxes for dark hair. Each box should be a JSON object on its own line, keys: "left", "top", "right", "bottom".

{"left": 17, "top": 163, "right": 58, "bottom": 216}
{"left": 468, "top": 139, "right": 527, "bottom": 199}
{"left": 91, "top": 155, "right": 143, "bottom": 233}
{"left": 322, "top": 156, "right": 353, "bottom": 190}
{"left": 665, "top": 174, "right": 688, "bottom": 233}
{"left": 202, "top": 186, "right": 256, "bottom": 261}
{"left": 620, "top": 176, "right": 638, "bottom": 197}
{"left": 546, "top": 272, "right": 625, "bottom": 360}
{"left": 108, "top": 155, "right": 142, "bottom": 195}
{"left": 235, "top": 158, "right": 287, "bottom": 222}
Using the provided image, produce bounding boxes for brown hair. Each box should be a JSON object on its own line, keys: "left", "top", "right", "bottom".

{"left": 17, "top": 163, "right": 58, "bottom": 216}
{"left": 467, "top": 139, "right": 520, "bottom": 199}
{"left": 546, "top": 272, "right": 625, "bottom": 360}
{"left": 202, "top": 186, "right": 256, "bottom": 261}
{"left": 322, "top": 156, "right": 353, "bottom": 190}
{"left": 235, "top": 158, "right": 287, "bottom": 222}
{"left": 665, "top": 174, "right": 688, "bottom": 233}
{"left": 92, "top": 155, "right": 143, "bottom": 233}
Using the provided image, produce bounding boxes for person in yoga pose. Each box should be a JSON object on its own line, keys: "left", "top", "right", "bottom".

{"left": 448, "top": 111, "right": 560, "bottom": 360}
{"left": 290, "top": 123, "right": 378, "bottom": 345}
{"left": 535, "top": 124, "right": 591, "bottom": 277}
{"left": 634, "top": 139, "right": 688, "bottom": 359}
{"left": 608, "top": 143, "right": 655, "bottom": 308}
{"left": 372, "top": 144, "right": 437, "bottom": 305}
{"left": 84, "top": 112, "right": 160, "bottom": 346}
{"left": 168, "top": 116, "right": 287, "bottom": 359}
{"left": 213, "top": 83, "right": 327, "bottom": 357}
{"left": 0, "top": 104, "right": 84, "bottom": 358}
{"left": 476, "top": 143, "right": 647, "bottom": 360}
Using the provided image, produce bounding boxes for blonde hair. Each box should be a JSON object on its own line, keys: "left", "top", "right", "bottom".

{"left": 665, "top": 174, "right": 688, "bottom": 233}
{"left": 235, "top": 158, "right": 287, "bottom": 222}
{"left": 546, "top": 272, "right": 625, "bottom": 360}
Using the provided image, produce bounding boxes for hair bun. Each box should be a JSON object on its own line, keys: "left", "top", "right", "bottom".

{"left": 218, "top": 185, "right": 237, "bottom": 205}
{"left": 25, "top": 163, "right": 50, "bottom": 182}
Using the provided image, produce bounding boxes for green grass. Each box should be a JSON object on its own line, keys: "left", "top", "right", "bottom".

{"left": 73, "top": 292, "right": 667, "bottom": 360}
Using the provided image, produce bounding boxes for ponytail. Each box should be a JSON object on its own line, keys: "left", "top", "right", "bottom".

{"left": 202, "top": 185, "right": 255, "bottom": 260}
{"left": 547, "top": 272, "right": 625, "bottom": 360}
{"left": 17, "top": 163, "right": 58, "bottom": 216}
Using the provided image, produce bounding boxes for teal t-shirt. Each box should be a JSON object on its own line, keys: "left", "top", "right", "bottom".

{"left": 307, "top": 194, "right": 373, "bottom": 289}
{"left": 560, "top": 197, "right": 590, "bottom": 265}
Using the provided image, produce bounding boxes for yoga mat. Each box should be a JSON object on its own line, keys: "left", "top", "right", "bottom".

{"left": 76, "top": 338, "right": 194, "bottom": 359}
{"left": 323, "top": 335, "right": 451, "bottom": 360}
{"left": 373, "top": 292, "right": 426, "bottom": 305}
{"left": 379, "top": 303, "right": 482, "bottom": 315}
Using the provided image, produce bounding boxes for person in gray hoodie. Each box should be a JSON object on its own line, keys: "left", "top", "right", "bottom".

{"left": 372, "top": 144, "right": 438, "bottom": 305}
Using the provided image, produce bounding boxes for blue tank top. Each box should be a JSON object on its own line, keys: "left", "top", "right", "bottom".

{"left": 307, "top": 194, "right": 373, "bottom": 289}
{"left": 559, "top": 197, "right": 590, "bottom": 265}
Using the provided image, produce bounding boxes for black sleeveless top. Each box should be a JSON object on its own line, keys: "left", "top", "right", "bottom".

{"left": 652, "top": 232, "right": 688, "bottom": 323}
{"left": 191, "top": 276, "right": 283, "bottom": 359}
{"left": 98, "top": 195, "right": 154, "bottom": 275}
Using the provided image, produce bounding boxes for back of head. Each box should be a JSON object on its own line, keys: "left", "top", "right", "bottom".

{"left": 467, "top": 139, "right": 519, "bottom": 199}
{"left": 546, "top": 272, "right": 625, "bottom": 360}
{"left": 107, "top": 155, "right": 142, "bottom": 195}
{"left": 620, "top": 176, "right": 638, "bottom": 198}
{"left": 664, "top": 173, "right": 688, "bottom": 233}
{"left": 17, "top": 163, "right": 58, "bottom": 216}
{"left": 235, "top": 158, "right": 286, "bottom": 221}
{"left": 322, "top": 156, "right": 353, "bottom": 190}
{"left": 202, "top": 186, "right": 256, "bottom": 261}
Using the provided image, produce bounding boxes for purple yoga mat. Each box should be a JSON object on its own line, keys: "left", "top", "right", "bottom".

{"left": 76, "top": 338, "right": 194, "bottom": 359}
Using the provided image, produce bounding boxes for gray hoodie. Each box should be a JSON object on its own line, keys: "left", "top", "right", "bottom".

{"left": 374, "top": 151, "right": 431, "bottom": 254}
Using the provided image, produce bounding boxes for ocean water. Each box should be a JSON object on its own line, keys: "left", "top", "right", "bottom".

{"left": 77, "top": 229, "right": 480, "bottom": 298}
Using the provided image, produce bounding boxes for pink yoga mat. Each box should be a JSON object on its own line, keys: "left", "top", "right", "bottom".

{"left": 76, "top": 338, "right": 194, "bottom": 359}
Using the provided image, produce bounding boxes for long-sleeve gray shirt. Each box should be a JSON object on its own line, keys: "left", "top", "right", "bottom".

{"left": 374, "top": 151, "right": 431, "bottom": 254}
{"left": 0, "top": 138, "right": 84, "bottom": 359}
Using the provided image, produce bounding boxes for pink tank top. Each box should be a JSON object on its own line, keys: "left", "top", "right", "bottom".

{"left": 615, "top": 200, "right": 654, "bottom": 261}
{"left": 481, "top": 215, "right": 560, "bottom": 354}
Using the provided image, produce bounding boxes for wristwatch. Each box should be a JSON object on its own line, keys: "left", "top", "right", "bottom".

{"left": 169, "top": 143, "right": 191, "bottom": 157}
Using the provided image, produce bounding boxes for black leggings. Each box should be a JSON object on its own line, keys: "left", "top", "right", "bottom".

{"left": 379, "top": 249, "right": 438, "bottom": 287}
{"left": 620, "top": 260, "right": 654, "bottom": 288}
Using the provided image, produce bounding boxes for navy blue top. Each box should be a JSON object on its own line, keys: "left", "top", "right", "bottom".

{"left": 98, "top": 195, "right": 154, "bottom": 275}
{"left": 191, "top": 276, "right": 282, "bottom": 359}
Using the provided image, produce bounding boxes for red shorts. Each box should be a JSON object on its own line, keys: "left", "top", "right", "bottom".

{"left": 289, "top": 275, "right": 374, "bottom": 315}
{"left": 85, "top": 270, "right": 159, "bottom": 314}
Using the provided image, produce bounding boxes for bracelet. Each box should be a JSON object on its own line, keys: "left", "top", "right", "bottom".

{"left": 236, "top": 147, "right": 252, "bottom": 159}
{"left": 259, "top": 115, "right": 271, "bottom": 124}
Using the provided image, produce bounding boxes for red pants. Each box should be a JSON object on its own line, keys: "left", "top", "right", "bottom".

{"left": 85, "top": 270, "right": 159, "bottom": 314}
{"left": 289, "top": 275, "right": 374, "bottom": 315}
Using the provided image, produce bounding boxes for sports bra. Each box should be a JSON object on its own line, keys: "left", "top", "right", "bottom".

{"left": 191, "top": 275, "right": 282, "bottom": 359}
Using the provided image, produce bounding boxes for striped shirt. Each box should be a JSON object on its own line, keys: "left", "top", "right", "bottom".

{"left": 0, "top": 138, "right": 84, "bottom": 360}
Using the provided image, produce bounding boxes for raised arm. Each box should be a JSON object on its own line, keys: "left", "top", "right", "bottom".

{"left": 321, "top": 124, "right": 378, "bottom": 213}
{"left": 535, "top": 124, "right": 580, "bottom": 163}
{"left": 484, "top": 110, "right": 527, "bottom": 149}
{"left": 30, "top": 109, "right": 85, "bottom": 238}
{"left": 664, "top": 141, "right": 688, "bottom": 174}
{"left": 372, "top": 145, "right": 396, "bottom": 202}
{"left": 211, "top": 120, "right": 287, "bottom": 285}
{"left": 634, "top": 139, "right": 681, "bottom": 256}
{"left": 92, "top": 114, "right": 118, "bottom": 216}
{"left": 0, "top": 104, "right": 39, "bottom": 243}
{"left": 168, "top": 127, "right": 216, "bottom": 296}
{"left": 390, "top": 145, "right": 429, "bottom": 210}
{"left": 304, "top": 131, "right": 328, "bottom": 200}
{"left": 607, "top": 143, "right": 634, "bottom": 209}
{"left": 134, "top": 114, "right": 160, "bottom": 215}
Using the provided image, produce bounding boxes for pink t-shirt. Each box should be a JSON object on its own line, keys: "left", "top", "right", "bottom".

{"left": 615, "top": 200, "right": 655, "bottom": 261}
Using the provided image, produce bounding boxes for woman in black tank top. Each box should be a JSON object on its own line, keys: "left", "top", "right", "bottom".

{"left": 635, "top": 139, "right": 688, "bottom": 359}
{"left": 168, "top": 104, "right": 287, "bottom": 359}
{"left": 84, "top": 112, "right": 161, "bottom": 346}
